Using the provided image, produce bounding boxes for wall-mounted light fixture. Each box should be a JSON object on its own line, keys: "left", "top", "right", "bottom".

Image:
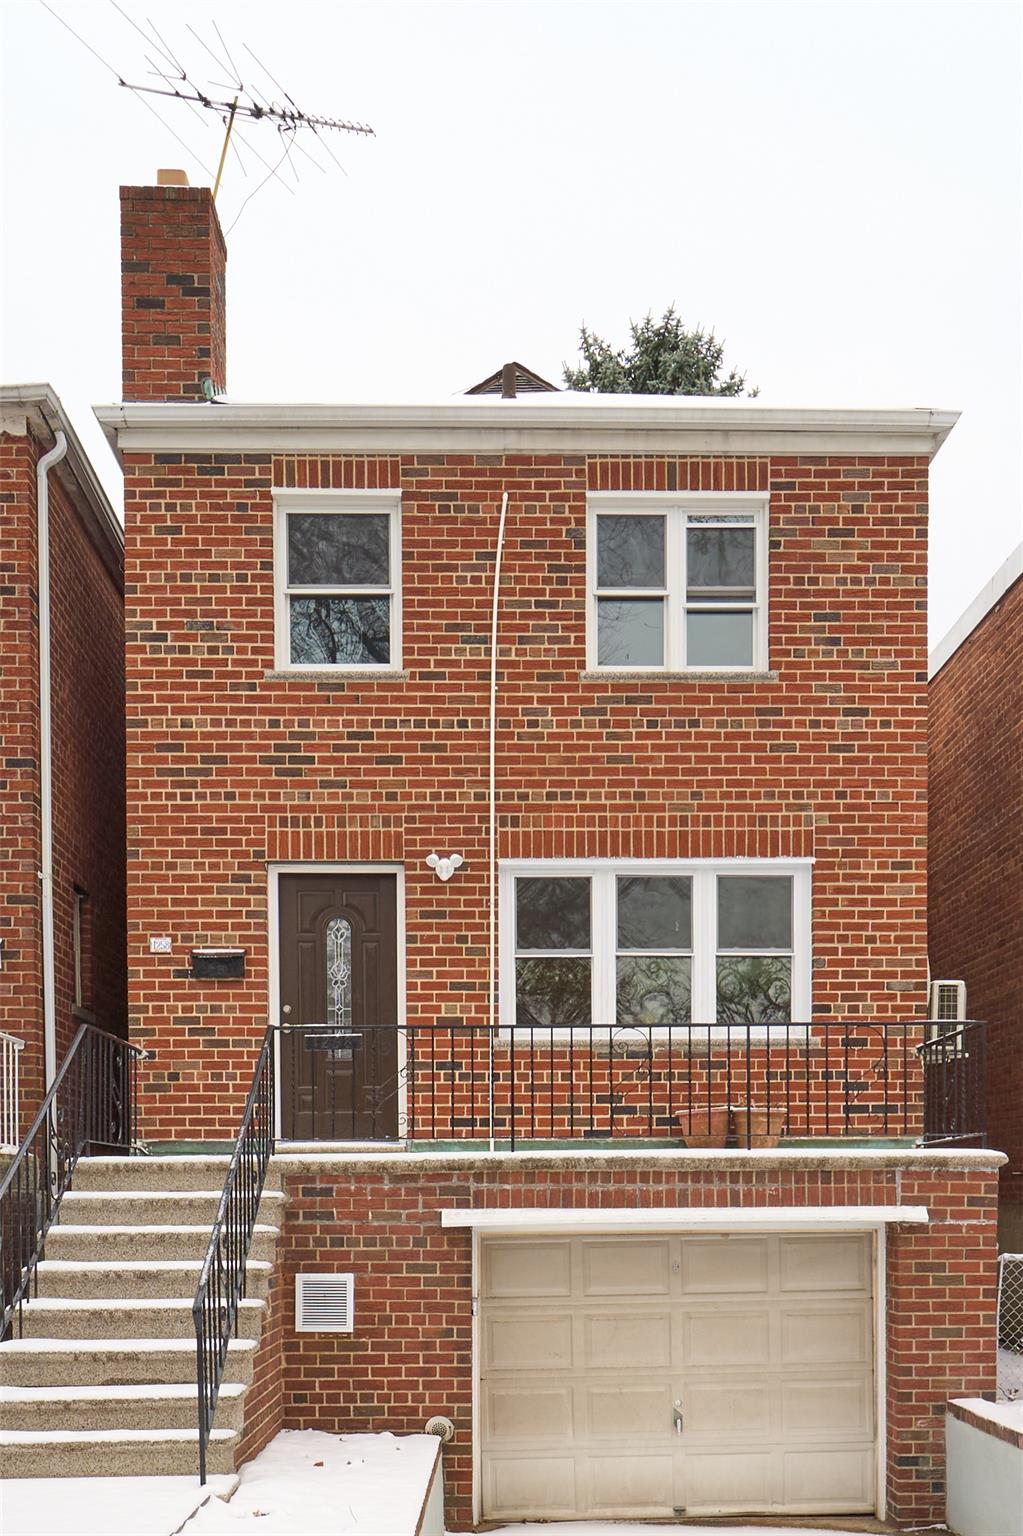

{"left": 426, "top": 853, "right": 464, "bottom": 883}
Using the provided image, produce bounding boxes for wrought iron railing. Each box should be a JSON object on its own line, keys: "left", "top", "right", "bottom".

{"left": 918, "top": 1020, "right": 987, "bottom": 1145}
{"left": 194, "top": 1024, "right": 275, "bottom": 1484}
{"left": 276, "top": 1018, "right": 986, "bottom": 1148}
{"left": 1, "top": 1023, "right": 144, "bottom": 1337}
{"left": 0, "top": 1031, "right": 25, "bottom": 1152}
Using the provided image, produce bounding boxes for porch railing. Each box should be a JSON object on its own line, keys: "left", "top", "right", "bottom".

{"left": 194, "top": 1023, "right": 275, "bottom": 1484}
{"left": 1, "top": 1023, "right": 144, "bottom": 1337}
{"left": 0, "top": 1031, "right": 25, "bottom": 1152}
{"left": 276, "top": 1018, "right": 986, "bottom": 1148}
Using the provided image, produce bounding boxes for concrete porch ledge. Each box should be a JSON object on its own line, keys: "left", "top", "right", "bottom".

{"left": 269, "top": 1144, "right": 1007, "bottom": 1174}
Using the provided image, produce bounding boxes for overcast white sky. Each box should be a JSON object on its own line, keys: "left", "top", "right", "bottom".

{"left": 2, "top": 0, "right": 1020, "bottom": 645}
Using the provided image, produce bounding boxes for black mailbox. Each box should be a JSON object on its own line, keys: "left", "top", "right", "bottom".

{"left": 190, "top": 948, "right": 246, "bottom": 980}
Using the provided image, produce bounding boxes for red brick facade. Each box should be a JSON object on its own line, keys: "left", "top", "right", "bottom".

{"left": 929, "top": 563, "right": 1023, "bottom": 1237}
{"left": 247, "top": 1151, "right": 1001, "bottom": 1529}
{"left": 0, "top": 406, "right": 126, "bottom": 1121}
{"left": 122, "top": 444, "right": 930, "bottom": 1139}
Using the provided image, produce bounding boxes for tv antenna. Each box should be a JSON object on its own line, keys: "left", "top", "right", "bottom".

{"left": 40, "top": 3, "right": 375, "bottom": 226}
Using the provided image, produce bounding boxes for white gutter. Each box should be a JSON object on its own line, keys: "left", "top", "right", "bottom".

{"left": 37, "top": 432, "right": 68, "bottom": 1089}
{"left": 94, "top": 401, "right": 961, "bottom": 461}
{"left": 488, "top": 492, "right": 509, "bottom": 1154}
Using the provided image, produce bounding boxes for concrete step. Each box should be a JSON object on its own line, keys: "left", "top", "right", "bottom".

{"left": 16, "top": 1296, "right": 266, "bottom": 1341}
{"left": 59, "top": 1189, "right": 286, "bottom": 1227}
{"left": 34, "top": 1258, "right": 271, "bottom": 1300}
{"left": 45, "top": 1223, "right": 281, "bottom": 1263}
{"left": 0, "top": 1337, "right": 256, "bottom": 1388}
{"left": 0, "top": 1426, "right": 238, "bottom": 1478}
{"left": 72, "top": 1157, "right": 283, "bottom": 1193}
{"left": 0, "top": 1380, "right": 246, "bottom": 1432}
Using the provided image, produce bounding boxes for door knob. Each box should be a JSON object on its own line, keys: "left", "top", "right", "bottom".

{"left": 673, "top": 1401, "right": 684, "bottom": 1435}
{"left": 282, "top": 1004, "right": 292, "bottom": 1016}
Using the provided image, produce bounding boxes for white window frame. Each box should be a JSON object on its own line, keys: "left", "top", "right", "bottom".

{"left": 586, "top": 492, "right": 769, "bottom": 672}
{"left": 273, "top": 488, "right": 402, "bottom": 671}
{"left": 499, "top": 858, "right": 811, "bottom": 1030}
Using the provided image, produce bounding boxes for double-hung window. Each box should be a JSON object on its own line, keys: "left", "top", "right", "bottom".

{"left": 588, "top": 494, "right": 768, "bottom": 671}
{"left": 502, "top": 861, "right": 809, "bottom": 1029}
{"left": 274, "top": 491, "right": 401, "bottom": 670}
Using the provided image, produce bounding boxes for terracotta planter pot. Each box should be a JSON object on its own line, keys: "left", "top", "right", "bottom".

{"left": 677, "top": 1106, "right": 731, "bottom": 1148}
{"left": 732, "top": 1106, "right": 783, "bottom": 1149}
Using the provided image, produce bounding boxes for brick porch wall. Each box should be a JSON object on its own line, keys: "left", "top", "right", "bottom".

{"left": 123, "top": 451, "right": 929, "bottom": 1140}
{"left": 245, "top": 1151, "right": 1001, "bottom": 1530}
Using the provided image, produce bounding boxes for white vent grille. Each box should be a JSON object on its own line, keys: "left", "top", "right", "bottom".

{"left": 295, "top": 1272, "right": 354, "bottom": 1333}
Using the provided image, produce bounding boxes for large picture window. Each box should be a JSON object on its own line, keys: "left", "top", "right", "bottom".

{"left": 501, "top": 861, "right": 810, "bottom": 1028}
{"left": 587, "top": 494, "right": 768, "bottom": 671}
{"left": 274, "top": 491, "right": 401, "bottom": 669}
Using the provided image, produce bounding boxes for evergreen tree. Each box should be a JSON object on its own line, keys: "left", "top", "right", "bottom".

{"left": 563, "top": 306, "right": 756, "bottom": 396}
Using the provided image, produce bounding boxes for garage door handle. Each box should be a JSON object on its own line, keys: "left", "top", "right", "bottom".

{"left": 673, "top": 1402, "right": 684, "bottom": 1435}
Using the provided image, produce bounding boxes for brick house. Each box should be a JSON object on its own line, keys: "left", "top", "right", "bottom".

{"left": 0, "top": 385, "right": 126, "bottom": 1145}
{"left": 0, "top": 179, "right": 1005, "bottom": 1531}
{"left": 929, "top": 544, "right": 1023, "bottom": 1252}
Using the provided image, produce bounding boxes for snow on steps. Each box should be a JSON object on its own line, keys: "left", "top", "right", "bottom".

{"left": 34, "top": 1256, "right": 272, "bottom": 1300}
{"left": 72, "top": 1156, "right": 283, "bottom": 1193}
{"left": 0, "top": 1426, "right": 239, "bottom": 1479}
{"left": 0, "top": 1381, "right": 247, "bottom": 1432}
{"left": 60, "top": 1188, "right": 286, "bottom": 1227}
{"left": 15, "top": 1295, "right": 265, "bottom": 1340}
{"left": 0, "top": 1337, "right": 256, "bottom": 1388}
{"left": 0, "top": 1159, "right": 284, "bottom": 1476}
{"left": 45, "top": 1222, "right": 280, "bottom": 1262}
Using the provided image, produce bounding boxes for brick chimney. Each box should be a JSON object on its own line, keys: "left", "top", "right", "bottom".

{"left": 120, "top": 172, "right": 227, "bottom": 402}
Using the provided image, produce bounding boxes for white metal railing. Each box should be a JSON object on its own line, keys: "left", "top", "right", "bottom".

{"left": 0, "top": 1031, "right": 25, "bottom": 1151}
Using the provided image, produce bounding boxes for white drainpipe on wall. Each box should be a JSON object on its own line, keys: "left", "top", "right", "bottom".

{"left": 37, "top": 431, "right": 68, "bottom": 1089}
{"left": 488, "top": 491, "right": 509, "bottom": 1153}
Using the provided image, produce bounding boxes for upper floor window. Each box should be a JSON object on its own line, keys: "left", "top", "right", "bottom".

{"left": 273, "top": 491, "right": 401, "bottom": 670}
{"left": 587, "top": 494, "right": 768, "bottom": 671}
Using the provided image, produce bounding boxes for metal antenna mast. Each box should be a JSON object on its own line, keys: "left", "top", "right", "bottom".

{"left": 41, "top": 3, "right": 374, "bottom": 214}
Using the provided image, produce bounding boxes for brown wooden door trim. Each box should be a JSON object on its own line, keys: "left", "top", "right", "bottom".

{"left": 272, "top": 865, "right": 403, "bottom": 1141}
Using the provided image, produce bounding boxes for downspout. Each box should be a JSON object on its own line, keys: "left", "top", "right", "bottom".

{"left": 37, "top": 431, "right": 68, "bottom": 1089}
{"left": 488, "top": 491, "right": 509, "bottom": 1153}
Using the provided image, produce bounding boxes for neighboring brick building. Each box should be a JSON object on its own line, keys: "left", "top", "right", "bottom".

{"left": 73, "top": 175, "right": 1003, "bottom": 1527}
{"left": 929, "top": 544, "right": 1023, "bottom": 1250}
{"left": 0, "top": 385, "right": 126, "bottom": 1141}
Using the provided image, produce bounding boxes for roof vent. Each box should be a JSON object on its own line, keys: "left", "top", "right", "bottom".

{"left": 295, "top": 1272, "right": 354, "bottom": 1332}
{"left": 465, "top": 360, "right": 560, "bottom": 397}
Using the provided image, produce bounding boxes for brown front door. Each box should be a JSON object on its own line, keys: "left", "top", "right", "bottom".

{"left": 279, "top": 873, "right": 400, "bottom": 1140}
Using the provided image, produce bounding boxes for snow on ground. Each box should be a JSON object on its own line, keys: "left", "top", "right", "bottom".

{"left": 487, "top": 1528, "right": 891, "bottom": 1536}
{"left": 0, "top": 1474, "right": 238, "bottom": 1536}
{"left": 180, "top": 1429, "right": 440, "bottom": 1535}
{"left": 997, "top": 1345, "right": 1023, "bottom": 1401}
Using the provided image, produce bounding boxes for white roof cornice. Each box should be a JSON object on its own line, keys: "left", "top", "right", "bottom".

{"left": 94, "top": 399, "right": 960, "bottom": 461}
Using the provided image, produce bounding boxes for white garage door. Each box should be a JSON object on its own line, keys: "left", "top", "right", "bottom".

{"left": 479, "top": 1232, "right": 875, "bottom": 1521}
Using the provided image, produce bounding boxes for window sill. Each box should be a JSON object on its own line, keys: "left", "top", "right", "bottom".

{"left": 580, "top": 669, "right": 779, "bottom": 683}
{"left": 264, "top": 668, "right": 410, "bottom": 682}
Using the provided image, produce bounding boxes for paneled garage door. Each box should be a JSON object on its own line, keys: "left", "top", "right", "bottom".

{"left": 479, "top": 1232, "right": 875, "bottom": 1521}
